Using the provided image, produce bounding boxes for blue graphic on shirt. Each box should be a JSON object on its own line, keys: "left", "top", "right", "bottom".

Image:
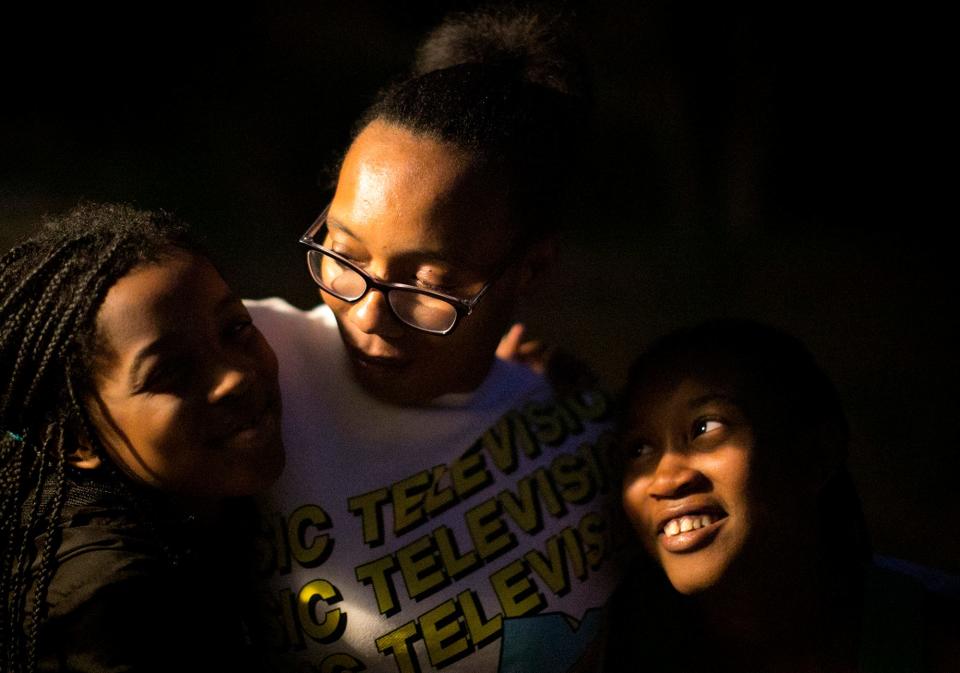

{"left": 498, "top": 609, "right": 602, "bottom": 673}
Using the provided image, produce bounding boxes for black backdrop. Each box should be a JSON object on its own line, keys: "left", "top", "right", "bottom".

{"left": 2, "top": 2, "right": 956, "bottom": 572}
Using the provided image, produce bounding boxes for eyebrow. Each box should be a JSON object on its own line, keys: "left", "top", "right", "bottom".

{"left": 326, "top": 215, "right": 464, "bottom": 270}
{"left": 326, "top": 216, "right": 360, "bottom": 241}
{"left": 688, "top": 393, "right": 740, "bottom": 409}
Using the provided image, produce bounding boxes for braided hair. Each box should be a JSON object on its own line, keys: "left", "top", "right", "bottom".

{"left": 0, "top": 202, "right": 198, "bottom": 673}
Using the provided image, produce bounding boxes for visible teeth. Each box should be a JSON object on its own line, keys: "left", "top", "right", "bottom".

{"left": 663, "top": 514, "right": 717, "bottom": 537}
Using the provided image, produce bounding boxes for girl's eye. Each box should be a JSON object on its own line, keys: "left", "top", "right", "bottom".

{"left": 142, "top": 360, "right": 190, "bottom": 392}
{"left": 230, "top": 318, "right": 253, "bottom": 336}
{"left": 222, "top": 311, "right": 255, "bottom": 342}
{"left": 693, "top": 419, "right": 724, "bottom": 437}
{"left": 637, "top": 443, "right": 656, "bottom": 459}
{"left": 625, "top": 439, "right": 657, "bottom": 461}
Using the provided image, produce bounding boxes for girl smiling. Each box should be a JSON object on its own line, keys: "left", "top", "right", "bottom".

{"left": 611, "top": 319, "right": 957, "bottom": 673}
{"left": 0, "top": 203, "right": 284, "bottom": 672}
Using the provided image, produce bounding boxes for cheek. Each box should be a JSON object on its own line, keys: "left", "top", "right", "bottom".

{"left": 438, "top": 309, "right": 512, "bottom": 367}
{"left": 324, "top": 292, "right": 348, "bottom": 316}
{"left": 701, "top": 448, "right": 761, "bottom": 550}
{"left": 251, "top": 331, "right": 279, "bottom": 380}
{"left": 702, "top": 447, "right": 753, "bottom": 505}
{"left": 621, "top": 479, "right": 643, "bottom": 522}
{"left": 727, "top": 459, "right": 753, "bottom": 503}
{"left": 622, "top": 477, "right": 655, "bottom": 542}
{"left": 420, "top": 332, "right": 467, "bottom": 363}
{"left": 103, "top": 398, "right": 197, "bottom": 471}
{"left": 324, "top": 296, "right": 358, "bottom": 336}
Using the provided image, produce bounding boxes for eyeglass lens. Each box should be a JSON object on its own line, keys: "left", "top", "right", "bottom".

{"left": 311, "top": 251, "right": 366, "bottom": 299}
{"left": 307, "top": 250, "right": 458, "bottom": 333}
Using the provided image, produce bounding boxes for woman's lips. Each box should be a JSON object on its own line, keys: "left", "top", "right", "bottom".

{"left": 224, "top": 407, "right": 279, "bottom": 449}
{"left": 216, "top": 395, "right": 281, "bottom": 450}
{"left": 656, "top": 509, "right": 728, "bottom": 554}
{"left": 344, "top": 342, "right": 411, "bottom": 369}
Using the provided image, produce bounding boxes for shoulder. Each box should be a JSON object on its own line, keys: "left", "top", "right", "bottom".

{"left": 40, "top": 492, "right": 259, "bottom": 672}
{"left": 245, "top": 296, "right": 330, "bottom": 335}
{"left": 871, "top": 555, "right": 960, "bottom": 598}
{"left": 862, "top": 556, "right": 960, "bottom": 673}
{"left": 38, "top": 498, "right": 177, "bottom": 671}
{"left": 44, "top": 497, "right": 169, "bottom": 619}
{"left": 245, "top": 297, "right": 339, "bottom": 358}
{"left": 42, "top": 568, "right": 245, "bottom": 673}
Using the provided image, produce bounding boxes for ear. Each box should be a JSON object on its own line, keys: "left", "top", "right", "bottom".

{"left": 518, "top": 235, "right": 558, "bottom": 289}
{"left": 66, "top": 443, "right": 103, "bottom": 470}
{"left": 66, "top": 421, "right": 104, "bottom": 470}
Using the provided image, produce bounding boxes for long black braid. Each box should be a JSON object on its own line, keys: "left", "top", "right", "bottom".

{"left": 0, "top": 202, "right": 199, "bottom": 673}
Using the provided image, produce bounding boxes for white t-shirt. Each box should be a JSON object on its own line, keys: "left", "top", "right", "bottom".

{"left": 246, "top": 298, "right": 619, "bottom": 673}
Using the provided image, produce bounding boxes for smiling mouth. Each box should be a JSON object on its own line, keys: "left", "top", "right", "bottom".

{"left": 661, "top": 512, "right": 724, "bottom": 537}
{"left": 217, "top": 396, "right": 280, "bottom": 448}
{"left": 657, "top": 509, "right": 728, "bottom": 553}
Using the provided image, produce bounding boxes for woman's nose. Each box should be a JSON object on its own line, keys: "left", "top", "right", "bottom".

{"left": 348, "top": 289, "right": 405, "bottom": 337}
{"left": 208, "top": 363, "right": 253, "bottom": 404}
{"left": 648, "top": 450, "right": 707, "bottom": 500}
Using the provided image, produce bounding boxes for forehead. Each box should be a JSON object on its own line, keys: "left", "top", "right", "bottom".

{"left": 332, "top": 120, "right": 515, "bottom": 262}
{"left": 95, "top": 252, "right": 227, "bottom": 354}
{"left": 626, "top": 366, "right": 746, "bottom": 428}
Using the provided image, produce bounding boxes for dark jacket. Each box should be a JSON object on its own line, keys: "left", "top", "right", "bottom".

{"left": 34, "top": 472, "right": 264, "bottom": 673}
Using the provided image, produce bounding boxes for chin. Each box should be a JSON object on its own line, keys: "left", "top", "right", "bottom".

{"left": 660, "top": 553, "right": 733, "bottom": 595}
{"left": 221, "top": 444, "right": 286, "bottom": 498}
{"left": 348, "top": 360, "right": 436, "bottom": 406}
{"left": 665, "top": 569, "right": 724, "bottom": 595}
{"left": 359, "top": 376, "right": 436, "bottom": 406}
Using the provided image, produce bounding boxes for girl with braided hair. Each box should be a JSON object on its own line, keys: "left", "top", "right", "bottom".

{"left": 1, "top": 202, "right": 284, "bottom": 672}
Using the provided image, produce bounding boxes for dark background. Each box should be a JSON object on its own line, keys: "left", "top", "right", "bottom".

{"left": 2, "top": 2, "right": 956, "bottom": 572}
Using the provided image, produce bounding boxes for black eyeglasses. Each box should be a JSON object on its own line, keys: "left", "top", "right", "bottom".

{"left": 299, "top": 205, "right": 517, "bottom": 335}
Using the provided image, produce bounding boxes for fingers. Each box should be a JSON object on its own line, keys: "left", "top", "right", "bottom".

{"left": 498, "top": 324, "right": 598, "bottom": 391}
{"left": 497, "top": 323, "right": 550, "bottom": 373}
{"left": 496, "top": 322, "right": 527, "bottom": 360}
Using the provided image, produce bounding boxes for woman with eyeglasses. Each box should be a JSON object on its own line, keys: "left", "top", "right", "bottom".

{"left": 246, "top": 7, "right": 619, "bottom": 673}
